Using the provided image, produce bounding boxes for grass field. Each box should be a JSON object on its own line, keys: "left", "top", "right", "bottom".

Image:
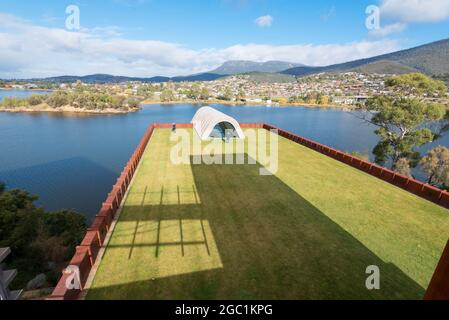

{"left": 87, "top": 128, "right": 449, "bottom": 300}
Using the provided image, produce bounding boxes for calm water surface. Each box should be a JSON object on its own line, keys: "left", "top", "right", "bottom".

{"left": 1, "top": 90, "right": 447, "bottom": 219}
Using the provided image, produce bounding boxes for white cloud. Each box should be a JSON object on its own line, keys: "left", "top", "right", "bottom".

{"left": 255, "top": 15, "right": 273, "bottom": 27}
{"left": 0, "top": 13, "right": 401, "bottom": 78}
{"left": 380, "top": 0, "right": 449, "bottom": 23}
{"left": 369, "top": 22, "right": 406, "bottom": 36}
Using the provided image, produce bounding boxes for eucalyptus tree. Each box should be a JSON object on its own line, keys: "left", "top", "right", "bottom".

{"left": 361, "top": 96, "right": 448, "bottom": 170}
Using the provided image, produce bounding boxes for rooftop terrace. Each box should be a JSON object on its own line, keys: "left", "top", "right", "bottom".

{"left": 85, "top": 128, "right": 449, "bottom": 300}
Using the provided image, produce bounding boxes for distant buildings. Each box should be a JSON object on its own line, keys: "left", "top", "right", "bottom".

{"left": 2, "top": 71, "right": 447, "bottom": 107}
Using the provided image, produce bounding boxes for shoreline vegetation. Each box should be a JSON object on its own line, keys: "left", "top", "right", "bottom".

{"left": 2, "top": 93, "right": 447, "bottom": 115}
{"left": 0, "top": 94, "right": 353, "bottom": 114}
{"left": 0, "top": 90, "right": 140, "bottom": 114}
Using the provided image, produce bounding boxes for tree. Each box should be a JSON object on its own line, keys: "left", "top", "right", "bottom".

{"left": 28, "top": 94, "right": 46, "bottom": 106}
{"left": 420, "top": 146, "right": 449, "bottom": 188}
{"left": 127, "top": 99, "right": 140, "bottom": 109}
{"left": 222, "top": 87, "right": 233, "bottom": 101}
{"left": 46, "top": 91, "right": 69, "bottom": 108}
{"left": 0, "top": 183, "right": 87, "bottom": 288}
{"left": 385, "top": 73, "right": 447, "bottom": 97}
{"left": 160, "top": 89, "right": 175, "bottom": 102}
{"left": 319, "top": 95, "right": 330, "bottom": 105}
{"left": 200, "top": 87, "right": 210, "bottom": 100}
{"left": 394, "top": 158, "right": 412, "bottom": 177}
{"left": 236, "top": 88, "right": 246, "bottom": 100}
{"left": 349, "top": 151, "right": 370, "bottom": 162}
{"left": 361, "top": 96, "right": 448, "bottom": 169}
{"left": 188, "top": 83, "right": 201, "bottom": 100}
{"left": 42, "top": 210, "right": 87, "bottom": 260}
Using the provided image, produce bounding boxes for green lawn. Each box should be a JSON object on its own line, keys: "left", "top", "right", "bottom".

{"left": 87, "top": 128, "right": 449, "bottom": 300}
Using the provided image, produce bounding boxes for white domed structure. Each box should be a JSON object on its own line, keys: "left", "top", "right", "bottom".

{"left": 191, "top": 106, "right": 245, "bottom": 140}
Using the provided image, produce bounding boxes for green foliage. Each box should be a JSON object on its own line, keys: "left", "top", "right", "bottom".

{"left": 385, "top": 73, "right": 447, "bottom": 97}
{"left": 0, "top": 97, "right": 29, "bottom": 108}
{"left": 349, "top": 150, "right": 370, "bottom": 162}
{"left": 364, "top": 96, "right": 448, "bottom": 169}
{"left": 46, "top": 91, "right": 69, "bottom": 108}
{"left": 28, "top": 94, "right": 47, "bottom": 106}
{"left": 200, "top": 87, "right": 210, "bottom": 100}
{"left": 289, "top": 96, "right": 305, "bottom": 104}
{"left": 187, "top": 83, "right": 201, "bottom": 100}
{"left": 1, "top": 91, "right": 135, "bottom": 111}
{"left": 160, "top": 89, "right": 175, "bottom": 102}
{"left": 0, "top": 183, "right": 87, "bottom": 289}
{"left": 127, "top": 99, "right": 140, "bottom": 108}
{"left": 43, "top": 210, "right": 87, "bottom": 260}
{"left": 218, "top": 87, "right": 233, "bottom": 101}
{"left": 420, "top": 146, "right": 449, "bottom": 188}
{"left": 394, "top": 158, "right": 412, "bottom": 177}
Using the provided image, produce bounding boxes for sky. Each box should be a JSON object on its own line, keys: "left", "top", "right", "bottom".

{"left": 0, "top": 0, "right": 449, "bottom": 78}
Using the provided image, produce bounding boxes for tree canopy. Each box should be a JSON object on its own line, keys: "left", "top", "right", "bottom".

{"left": 385, "top": 73, "right": 448, "bottom": 97}
{"left": 362, "top": 96, "right": 448, "bottom": 170}
{"left": 420, "top": 146, "right": 449, "bottom": 189}
{"left": 160, "top": 89, "right": 175, "bottom": 102}
{"left": 0, "top": 182, "right": 86, "bottom": 289}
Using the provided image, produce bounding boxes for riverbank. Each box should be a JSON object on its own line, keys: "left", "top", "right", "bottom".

{"left": 0, "top": 88, "right": 54, "bottom": 92}
{"left": 0, "top": 103, "right": 140, "bottom": 114}
{"left": 140, "top": 98, "right": 355, "bottom": 110}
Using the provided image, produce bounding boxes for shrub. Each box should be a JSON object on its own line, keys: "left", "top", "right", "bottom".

{"left": 128, "top": 99, "right": 140, "bottom": 108}
{"left": 0, "top": 185, "right": 87, "bottom": 289}
{"left": 46, "top": 92, "right": 69, "bottom": 108}
{"left": 1, "top": 97, "right": 29, "bottom": 108}
{"left": 28, "top": 94, "right": 46, "bottom": 106}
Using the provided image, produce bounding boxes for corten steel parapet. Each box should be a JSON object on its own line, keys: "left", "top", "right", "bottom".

{"left": 425, "top": 239, "right": 449, "bottom": 300}
{"left": 391, "top": 174, "right": 410, "bottom": 188}
{"left": 47, "top": 273, "right": 80, "bottom": 300}
{"left": 80, "top": 231, "right": 101, "bottom": 265}
{"left": 440, "top": 192, "right": 449, "bottom": 207}
{"left": 88, "top": 216, "right": 108, "bottom": 243}
{"left": 97, "top": 206, "right": 114, "bottom": 228}
{"left": 71, "top": 246, "right": 92, "bottom": 285}
{"left": 48, "top": 124, "right": 157, "bottom": 300}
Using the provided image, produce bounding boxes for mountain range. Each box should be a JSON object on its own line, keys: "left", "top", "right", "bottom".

{"left": 210, "top": 60, "right": 303, "bottom": 75}
{"left": 6, "top": 38, "right": 449, "bottom": 84}
{"left": 282, "top": 38, "right": 449, "bottom": 77}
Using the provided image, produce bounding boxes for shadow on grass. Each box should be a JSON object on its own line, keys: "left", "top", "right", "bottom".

{"left": 87, "top": 154, "right": 424, "bottom": 300}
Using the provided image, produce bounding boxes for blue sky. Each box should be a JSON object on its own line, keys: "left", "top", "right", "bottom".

{"left": 0, "top": 0, "right": 448, "bottom": 78}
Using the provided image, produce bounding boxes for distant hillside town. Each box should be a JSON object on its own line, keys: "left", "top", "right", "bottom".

{"left": 2, "top": 71, "right": 448, "bottom": 109}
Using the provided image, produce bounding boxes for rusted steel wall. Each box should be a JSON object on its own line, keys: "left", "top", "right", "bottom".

{"left": 48, "top": 124, "right": 157, "bottom": 300}
{"left": 425, "top": 240, "right": 449, "bottom": 300}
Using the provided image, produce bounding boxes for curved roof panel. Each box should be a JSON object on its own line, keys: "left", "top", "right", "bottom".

{"left": 191, "top": 106, "right": 245, "bottom": 140}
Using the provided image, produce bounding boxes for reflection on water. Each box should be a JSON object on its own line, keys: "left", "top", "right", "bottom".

{"left": 0, "top": 97, "right": 448, "bottom": 219}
